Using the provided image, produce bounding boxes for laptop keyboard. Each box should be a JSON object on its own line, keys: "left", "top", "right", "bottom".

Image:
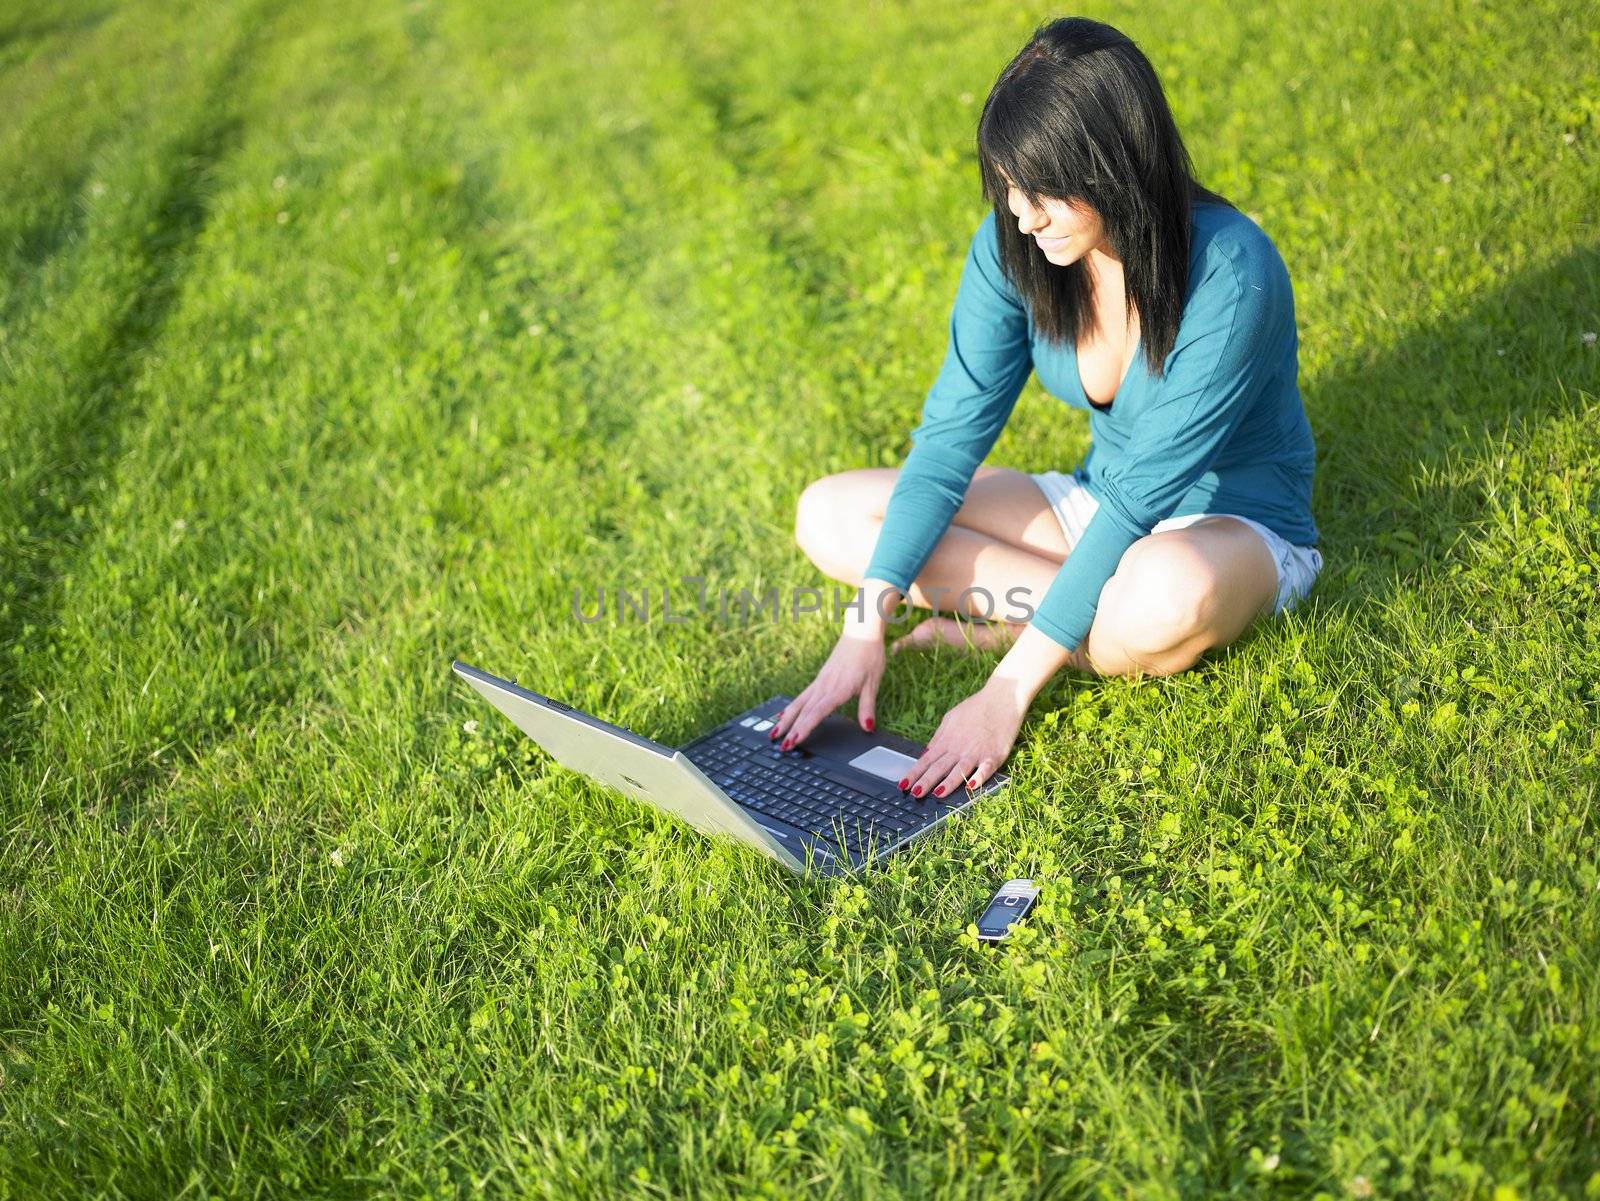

{"left": 685, "top": 726, "right": 953, "bottom": 857}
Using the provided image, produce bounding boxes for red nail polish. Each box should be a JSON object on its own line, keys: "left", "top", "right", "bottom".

{"left": 933, "top": 785, "right": 945, "bottom": 797}
{"left": 864, "top": 717, "right": 874, "bottom": 731}
{"left": 968, "top": 778, "right": 979, "bottom": 790}
{"left": 897, "top": 778, "right": 909, "bottom": 790}
{"left": 781, "top": 738, "right": 793, "bottom": 751}
{"left": 912, "top": 785, "right": 923, "bottom": 798}
{"left": 769, "top": 728, "right": 778, "bottom": 740}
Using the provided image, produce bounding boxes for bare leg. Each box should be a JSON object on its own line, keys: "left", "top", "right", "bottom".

{"left": 795, "top": 467, "right": 1278, "bottom": 678}
{"left": 795, "top": 464, "right": 1069, "bottom": 628}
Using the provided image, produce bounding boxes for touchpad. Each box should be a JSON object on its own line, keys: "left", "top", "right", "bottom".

{"left": 848, "top": 745, "right": 920, "bottom": 782}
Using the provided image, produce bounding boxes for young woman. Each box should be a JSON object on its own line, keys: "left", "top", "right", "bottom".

{"left": 770, "top": 16, "right": 1322, "bottom": 801}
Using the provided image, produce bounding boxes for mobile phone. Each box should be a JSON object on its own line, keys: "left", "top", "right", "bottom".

{"left": 975, "top": 878, "right": 1040, "bottom": 942}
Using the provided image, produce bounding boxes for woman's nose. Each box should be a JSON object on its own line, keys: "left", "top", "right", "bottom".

{"left": 1010, "top": 198, "right": 1043, "bottom": 234}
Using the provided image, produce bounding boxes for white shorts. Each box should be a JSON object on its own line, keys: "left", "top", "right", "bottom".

{"left": 1030, "top": 468, "right": 1324, "bottom": 617}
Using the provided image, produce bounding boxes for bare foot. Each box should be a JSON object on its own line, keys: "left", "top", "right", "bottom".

{"left": 890, "top": 616, "right": 1024, "bottom": 655}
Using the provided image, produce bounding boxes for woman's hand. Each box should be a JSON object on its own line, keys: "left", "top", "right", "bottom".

{"left": 901, "top": 678, "right": 1030, "bottom": 799}
{"left": 767, "top": 627, "right": 886, "bottom": 749}
{"left": 898, "top": 623, "right": 1074, "bottom": 796}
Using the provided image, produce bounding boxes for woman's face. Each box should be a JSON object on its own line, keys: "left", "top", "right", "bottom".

{"left": 1001, "top": 174, "right": 1108, "bottom": 265}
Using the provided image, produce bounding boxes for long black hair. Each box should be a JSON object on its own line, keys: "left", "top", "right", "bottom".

{"left": 976, "top": 17, "right": 1235, "bottom": 378}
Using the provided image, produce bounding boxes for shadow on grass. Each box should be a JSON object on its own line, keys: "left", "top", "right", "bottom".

{"left": 0, "top": 6, "right": 111, "bottom": 64}
{"left": 0, "top": 8, "right": 124, "bottom": 331}
{"left": 1084, "top": 242, "right": 1599, "bottom": 688}
{"left": 1303, "top": 243, "right": 1598, "bottom": 606}
{"left": 0, "top": 35, "right": 255, "bottom": 764}
{"left": 5, "top": 11, "right": 662, "bottom": 819}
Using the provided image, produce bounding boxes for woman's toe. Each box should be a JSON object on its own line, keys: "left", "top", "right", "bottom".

{"left": 893, "top": 616, "right": 998, "bottom": 654}
{"left": 892, "top": 616, "right": 956, "bottom": 654}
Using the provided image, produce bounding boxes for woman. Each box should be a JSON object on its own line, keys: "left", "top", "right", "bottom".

{"left": 770, "top": 17, "right": 1322, "bottom": 802}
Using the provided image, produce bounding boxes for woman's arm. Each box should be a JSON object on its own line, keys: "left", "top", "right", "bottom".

{"left": 771, "top": 219, "right": 1029, "bottom": 754}
{"left": 861, "top": 209, "right": 1034, "bottom": 597}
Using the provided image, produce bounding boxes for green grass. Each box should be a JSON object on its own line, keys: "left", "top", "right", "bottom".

{"left": 1, "top": 0, "right": 1597, "bottom": 1195}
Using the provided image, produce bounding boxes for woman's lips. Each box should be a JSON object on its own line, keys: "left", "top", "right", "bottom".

{"left": 1035, "top": 234, "right": 1071, "bottom": 249}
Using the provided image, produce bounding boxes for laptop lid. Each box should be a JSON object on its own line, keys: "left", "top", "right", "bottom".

{"left": 451, "top": 661, "right": 806, "bottom": 873}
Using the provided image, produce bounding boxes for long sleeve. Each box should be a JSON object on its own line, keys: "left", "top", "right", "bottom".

{"left": 1027, "top": 248, "right": 1291, "bottom": 652}
{"left": 862, "top": 210, "right": 1033, "bottom": 592}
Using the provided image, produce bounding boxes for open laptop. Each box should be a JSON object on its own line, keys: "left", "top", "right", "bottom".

{"left": 452, "top": 660, "right": 1009, "bottom": 876}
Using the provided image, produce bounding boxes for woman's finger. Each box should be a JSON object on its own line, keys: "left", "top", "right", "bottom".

{"left": 907, "top": 750, "right": 959, "bottom": 800}
{"left": 769, "top": 687, "right": 810, "bottom": 742}
{"left": 857, "top": 673, "right": 878, "bottom": 733}
{"left": 773, "top": 697, "right": 808, "bottom": 746}
{"left": 965, "top": 757, "right": 997, "bottom": 792}
{"left": 773, "top": 681, "right": 826, "bottom": 742}
{"left": 784, "top": 688, "right": 837, "bottom": 749}
{"left": 932, "top": 755, "right": 979, "bottom": 800}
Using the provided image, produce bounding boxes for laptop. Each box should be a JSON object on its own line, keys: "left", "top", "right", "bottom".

{"left": 452, "top": 660, "right": 1009, "bottom": 876}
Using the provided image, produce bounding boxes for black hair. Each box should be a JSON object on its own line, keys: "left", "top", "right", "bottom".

{"left": 976, "top": 16, "right": 1235, "bottom": 377}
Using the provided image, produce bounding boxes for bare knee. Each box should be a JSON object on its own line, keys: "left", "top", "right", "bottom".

{"left": 794, "top": 475, "right": 830, "bottom": 551}
{"left": 1094, "top": 540, "right": 1223, "bottom": 676}
{"left": 795, "top": 471, "right": 873, "bottom": 579}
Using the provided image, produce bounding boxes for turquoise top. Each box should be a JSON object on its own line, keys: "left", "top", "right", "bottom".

{"left": 862, "top": 202, "right": 1318, "bottom": 652}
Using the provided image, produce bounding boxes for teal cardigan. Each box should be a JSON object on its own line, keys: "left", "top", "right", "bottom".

{"left": 862, "top": 203, "right": 1318, "bottom": 652}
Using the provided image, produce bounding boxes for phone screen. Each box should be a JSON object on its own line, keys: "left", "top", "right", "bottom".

{"left": 976, "top": 888, "right": 1037, "bottom": 939}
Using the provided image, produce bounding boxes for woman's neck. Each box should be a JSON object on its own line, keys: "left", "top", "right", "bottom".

{"left": 1085, "top": 242, "right": 1123, "bottom": 278}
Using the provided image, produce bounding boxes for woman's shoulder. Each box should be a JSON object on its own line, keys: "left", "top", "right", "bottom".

{"left": 1188, "top": 201, "right": 1292, "bottom": 302}
{"left": 965, "top": 207, "right": 1026, "bottom": 309}
{"left": 973, "top": 207, "right": 1008, "bottom": 271}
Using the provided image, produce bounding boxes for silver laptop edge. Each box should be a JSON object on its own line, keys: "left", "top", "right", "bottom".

{"left": 452, "top": 661, "right": 808, "bottom": 873}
